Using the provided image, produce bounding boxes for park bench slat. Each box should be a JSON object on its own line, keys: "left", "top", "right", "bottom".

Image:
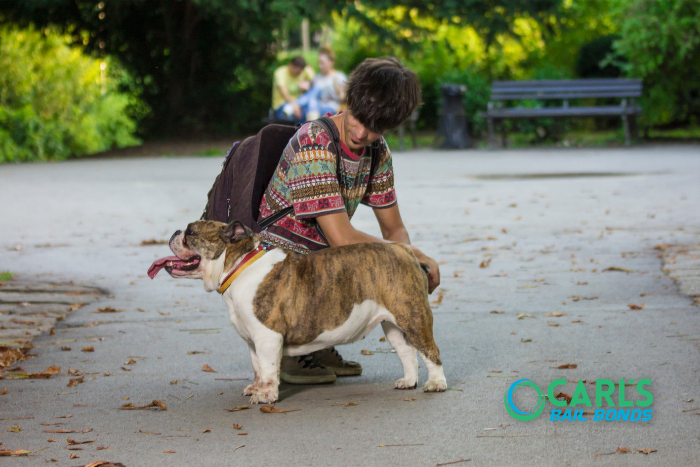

{"left": 482, "top": 78, "right": 643, "bottom": 148}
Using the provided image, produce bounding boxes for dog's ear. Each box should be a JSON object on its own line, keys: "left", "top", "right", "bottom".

{"left": 222, "top": 221, "right": 251, "bottom": 242}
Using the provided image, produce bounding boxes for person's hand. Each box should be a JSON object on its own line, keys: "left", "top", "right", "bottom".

{"left": 292, "top": 103, "right": 302, "bottom": 119}
{"left": 299, "top": 80, "right": 311, "bottom": 92}
{"left": 410, "top": 246, "right": 440, "bottom": 294}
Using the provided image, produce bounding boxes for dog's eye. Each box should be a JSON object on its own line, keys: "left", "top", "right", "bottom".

{"left": 185, "top": 229, "right": 196, "bottom": 236}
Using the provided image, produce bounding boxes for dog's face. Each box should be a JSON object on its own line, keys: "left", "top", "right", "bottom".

{"left": 148, "top": 220, "right": 254, "bottom": 290}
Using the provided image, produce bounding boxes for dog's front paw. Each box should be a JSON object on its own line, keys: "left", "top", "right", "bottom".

{"left": 422, "top": 379, "right": 447, "bottom": 392}
{"left": 394, "top": 378, "right": 417, "bottom": 390}
{"left": 242, "top": 384, "right": 258, "bottom": 396}
{"left": 249, "top": 387, "right": 278, "bottom": 404}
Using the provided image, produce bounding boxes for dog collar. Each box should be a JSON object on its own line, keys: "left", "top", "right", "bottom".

{"left": 217, "top": 244, "right": 266, "bottom": 294}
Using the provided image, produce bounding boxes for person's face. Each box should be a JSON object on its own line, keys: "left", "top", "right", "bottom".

{"left": 343, "top": 111, "right": 382, "bottom": 150}
{"left": 288, "top": 64, "right": 303, "bottom": 77}
{"left": 318, "top": 54, "right": 333, "bottom": 75}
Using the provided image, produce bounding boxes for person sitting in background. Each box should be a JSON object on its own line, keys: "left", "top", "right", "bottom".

{"left": 272, "top": 56, "right": 315, "bottom": 123}
{"left": 302, "top": 47, "right": 347, "bottom": 121}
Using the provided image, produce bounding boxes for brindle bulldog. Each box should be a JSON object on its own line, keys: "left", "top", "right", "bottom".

{"left": 148, "top": 220, "right": 447, "bottom": 404}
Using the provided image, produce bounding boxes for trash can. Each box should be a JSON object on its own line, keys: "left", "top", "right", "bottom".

{"left": 435, "top": 84, "right": 471, "bottom": 149}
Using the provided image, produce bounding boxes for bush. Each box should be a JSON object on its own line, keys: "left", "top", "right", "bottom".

{"left": 577, "top": 35, "right": 622, "bottom": 78}
{"left": 0, "top": 26, "right": 140, "bottom": 162}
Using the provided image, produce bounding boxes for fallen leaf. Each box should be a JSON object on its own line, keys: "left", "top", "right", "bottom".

{"left": 67, "top": 438, "right": 95, "bottom": 445}
{"left": 124, "top": 359, "right": 137, "bottom": 365}
{"left": 572, "top": 319, "right": 581, "bottom": 323}
{"left": 570, "top": 296, "right": 598, "bottom": 302}
{"left": 187, "top": 351, "right": 206, "bottom": 355}
{"left": 225, "top": 406, "right": 250, "bottom": 412}
{"left": 67, "top": 368, "right": 83, "bottom": 376}
{"left": 81, "top": 346, "right": 94, "bottom": 353}
{"left": 490, "top": 310, "right": 504, "bottom": 314}
{"left": 48, "top": 438, "right": 57, "bottom": 442}
{"left": 70, "top": 453, "right": 80, "bottom": 459}
{"left": 547, "top": 321, "right": 560, "bottom": 327}
{"left": 118, "top": 400, "right": 167, "bottom": 411}
{"left": 479, "top": 258, "right": 492, "bottom": 268}
{"left": 44, "top": 429, "right": 92, "bottom": 434}
{"left": 163, "top": 450, "right": 176, "bottom": 453}
{"left": 0, "top": 388, "right": 6, "bottom": 395}
{"left": 555, "top": 363, "right": 578, "bottom": 369}
{"left": 379, "top": 337, "right": 386, "bottom": 342}
{"left": 683, "top": 399, "right": 694, "bottom": 403}
{"left": 232, "top": 424, "right": 243, "bottom": 429}
{"left": 67, "top": 376, "right": 84, "bottom": 388}
{"left": 54, "top": 415, "right": 73, "bottom": 419}
{"left": 137, "top": 308, "right": 148, "bottom": 312}
{"left": 555, "top": 392, "right": 573, "bottom": 404}
{"left": 158, "top": 311, "right": 171, "bottom": 316}
{"left": 360, "top": 349, "right": 374, "bottom": 355}
{"left": 634, "top": 448, "right": 657, "bottom": 455}
{"left": 202, "top": 429, "right": 211, "bottom": 433}
{"left": 628, "top": 303, "right": 646, "bottom": 310}
{"left": 42, "top": 365, "right": 61, "bottom": 376}
{"left": 120, "top": 367, "right": 131, "bottom": 371}
{"left": 138, "top": 430, "right": 161, "bottom": 435}
{"left": 7, "top": 426, "right": 21, "bottom": 432}
{"left": 141, "top": 239, "right": 169, "bottom": 246}
{"left": 202, "top": 364, "right": 217, "bottom": 373}
{"left": 95, "top": 446, "right": 113, "bottom": 450}
{"left": 238, "top": 432, "right": 248, "bottom": 435}
{"left": 602, "top": 267, "right": 633, "bottom": 273}
{"left": 344, "top": 402, "right": 358, "bottom": 406}
{"left": 517, "top": 314, "right": 535, "bottom": 319}
{"left": 93, "top": 307, "right": 124, "bottom": 313}
{"left": 520, "top": 339, "right": 532, "bottom": 343}
{"left": 546, "top": 312, "right": 566, "bottom": 317}
{"left": 259, "top": 405, "right": 300, "bottom": 414}
{"left": 61, "top": 346, "right": 71, "bottom": 351}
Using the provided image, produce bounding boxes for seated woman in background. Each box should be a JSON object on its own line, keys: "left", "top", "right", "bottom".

{"left": 297, "top": 47, "right": 347, "bottom": 121}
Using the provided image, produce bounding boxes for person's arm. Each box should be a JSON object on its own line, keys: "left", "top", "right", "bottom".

{"left": 277, "top": 83, "right": 302, "bottom": 118}
{"left": 316, "top": 206, "right": 441, "bottom": 293}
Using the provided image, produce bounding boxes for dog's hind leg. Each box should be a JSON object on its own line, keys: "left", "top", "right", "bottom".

{"left": 249, "top": 331, "right": 284, "bottom": 404}
{"left": 243, "top": 344, "right": 261, "bottom": 396}
{"left": 418, "top": 351, "right": 447, "bottom": 392}
{"left": 381, "top": 321, "right": 418, "bottom": 389}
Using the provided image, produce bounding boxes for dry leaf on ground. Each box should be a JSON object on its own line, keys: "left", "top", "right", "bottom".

{"left": 520, "top": 338, "right": 532, "bottom": 343}
{"left": 162, "top": 450, "right": 176, "bottom": 453}
{"left": 479, "top": 258, "right": 492, "bottom": 268}
{"left": 238, "top": 432, "right": 248, "bottom": 435}
{"left": 67, "top": 376, "right": 84, "bottom": 388}
{"left": 546, "top": 312, "right": 566, "bottom": 317}
{"left": 81, "top": 346, "right": 94, "bottom": 353}
{"left": 44, "top": 428, "right": 92, "bottom": 434}
{"left": 118, "top": 400, "right": 167, "bottom": 411}
{"left": 628, "top": 303, "right": 646, "bottom": 310}
{"left": 232, "top": 424, "right": 243, "bottom": 429}
{"left": 260, "top": 405, "right": 300, "bottom": 414}
{"left": 187, "top": 351, "right": 206, "bottom": 355}
{"left": 617, "top": 447, "right": 630, "bottom": 453}
{"left": 67, "top": 368, "right": 83, "bottom": 376}
{"left": 93, "top": 307, "right": 124, "bottom": 313}
{"left": 555, "top": 363, "right": 578, "bottom": 369}
{"left": 517, "top": 314, "right": 535, "bottom": 320}
{"left": 360, "top": 349, "right": 374, "bottom": 355}
{"left": 141, "top": 239, "right": 168, "bottom": 246}
{"left": 202, "top": 429, "right": 211, "bottom": 433}
{"left": 7, "top": 425, "right": 21, "bottom": 432}
{"left": 67, "top": 438, "right": 95, "bottom": 445}
{"left": 0, "top": 388, "right": 7, "bottom": 395}
{"left": 225, "top": 406, "right": 250, "bottom": 412}
{"left": 202, "top": 364, "right": 217, "bottom": 373}
{"left": 555, "top": 392, "right": 573, "bottom": 404}
{"left": 490, "top": 310, "right": 504, "bottom": 314}
{"left": 124, "top": 359, "right": 137, "bottom": 365}
{"left": 547, "top": 322, "right": 560, "bottom": 327}
{"left": 634, "top": 449, "right": 657, "bottom": 454}
{"left": 602, "top": 267, "right": 633, "bottom": 273}
{"left": 61, "top": 346, "right": 71, "bottom": 351}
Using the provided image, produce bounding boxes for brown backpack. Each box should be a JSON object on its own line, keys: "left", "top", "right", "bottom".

{"left": 201, "top": 116, "right": 378, "bottom": 233}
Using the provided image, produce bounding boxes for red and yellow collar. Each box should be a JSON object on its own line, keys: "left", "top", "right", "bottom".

{"left": 218, "top": 244, "right": 266, "bottom": 294}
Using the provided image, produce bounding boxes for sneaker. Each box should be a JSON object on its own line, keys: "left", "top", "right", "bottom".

{"left": 280, "top": 355, "right": 337, "bottom": 385}
{"left": 311, "top": 347, "right": 362, "bottom": 376}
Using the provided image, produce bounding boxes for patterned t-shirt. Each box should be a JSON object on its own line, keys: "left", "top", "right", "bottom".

{"left": 257, "top": 118, "right": 396, "bottom": 254}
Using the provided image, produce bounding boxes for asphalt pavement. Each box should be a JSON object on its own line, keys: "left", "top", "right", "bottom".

{"left": 1, "top": 144, "right": 700, "bottom": 466}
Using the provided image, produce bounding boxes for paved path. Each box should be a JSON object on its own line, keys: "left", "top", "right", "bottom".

{"left": 1, "top": 145, "right": 699, "bottom": 466}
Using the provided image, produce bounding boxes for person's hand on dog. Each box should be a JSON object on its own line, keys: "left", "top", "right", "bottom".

{"left": 410, "top": 247, "right": 440, "bottom": 294}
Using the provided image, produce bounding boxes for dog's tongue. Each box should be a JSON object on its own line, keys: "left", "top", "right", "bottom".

{"left": 147, "top": 256, "right": 181, "bottom": 279}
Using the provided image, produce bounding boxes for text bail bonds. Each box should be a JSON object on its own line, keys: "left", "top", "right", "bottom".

{"left": 505, "top": 378, "right": 653, "bottom": 422}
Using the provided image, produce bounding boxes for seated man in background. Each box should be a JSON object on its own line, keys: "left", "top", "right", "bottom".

{"left": 272, "top": 56, "right": 315, "bottom": 123}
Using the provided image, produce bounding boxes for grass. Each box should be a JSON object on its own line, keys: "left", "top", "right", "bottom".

{"left": 0, "top": 271, "right": 14, "bottom": 281}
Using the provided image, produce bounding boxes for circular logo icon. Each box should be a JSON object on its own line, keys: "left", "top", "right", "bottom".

{"left": 505, "top": 379, "right": 545, "bottom": 421}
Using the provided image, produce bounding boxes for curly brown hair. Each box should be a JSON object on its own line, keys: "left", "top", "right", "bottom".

{"left": 346, "top": 57, "right": 421, "bottom": 133}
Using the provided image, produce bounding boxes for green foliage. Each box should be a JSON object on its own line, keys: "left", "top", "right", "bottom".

{"left": 609, "top": 0, "right": 700, "bottom": 126}
{"left": 0, "top": 271, "right": 14, "bottom": 281}
{"left": 0, "top": 26, "right": 139, "bottom": 162}
{"left": 576, "top": 34, "right": 622, "bottom": 78}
